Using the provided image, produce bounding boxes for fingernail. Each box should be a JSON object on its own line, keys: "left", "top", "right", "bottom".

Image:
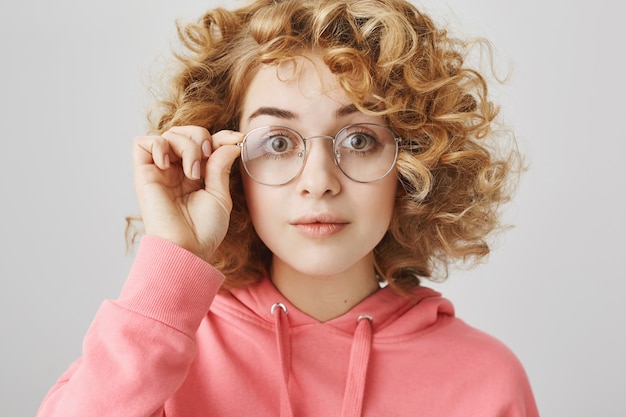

{"left": 191, "top": 160, "right": 201, "bottom": 179}
{"left": 202, "top": 140, "right": 211, "bottom": 157}
{"left": 163, "top": 154, "right": 170, "bottom": 169}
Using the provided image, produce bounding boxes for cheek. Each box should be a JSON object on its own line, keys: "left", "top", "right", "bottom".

{"left": 348, "top": 183, "right": 396, "bottom": 239}
{"left": 241, "top": 172, "right": 260, "bottom": 221}
{"left": 378, "top": 176, "right": 399, "bottom": 211}
{"left": 375, "top": 178, "right": 399, "bottom": 230}
{"left": 241, "top": 173, "right": 275, "bottom": 233}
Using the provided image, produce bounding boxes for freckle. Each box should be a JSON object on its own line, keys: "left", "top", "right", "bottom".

{"left": 344, "top": 299, "right": 348, "bottom": 304}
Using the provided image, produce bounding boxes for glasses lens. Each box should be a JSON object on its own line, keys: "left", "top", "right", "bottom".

{"left": 241, "top": 124, "right": 399, "bottom": 185}
{"left": 334, "top": 124, "right": 398, "bottom": 182}
{"left": 241, "top": 126, "right": 305, "bottom": 185}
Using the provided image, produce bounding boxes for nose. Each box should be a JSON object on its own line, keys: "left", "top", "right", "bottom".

{"left": 295, "top": 136, "right": 341, "bottom": 198}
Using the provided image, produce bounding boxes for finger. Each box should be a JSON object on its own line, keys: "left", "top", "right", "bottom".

{"left": 211, "top": 130, "right": 245, "bottom": 149}
{"left": 203, "top": 144, "right": 242, "bottom": 198}
{"left": 133, "top": 135, "right": 171, "bottom": 170}
{"left": 194, "top": 130, "right": 244, "bottom": 181}
{"left": 161, "top": 130, "right": 207, "bottom": 180}
{"left": 167, "top": 125, "right": 213, "bottom": 158}
{"left": 204, "top": 130, "right": 244, "bottom": 191}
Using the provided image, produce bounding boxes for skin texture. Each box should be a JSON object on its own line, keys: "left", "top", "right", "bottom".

{"left": 239, "top": 55, "right": 398, "bottom": 321}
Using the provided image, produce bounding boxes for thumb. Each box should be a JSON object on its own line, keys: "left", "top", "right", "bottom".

{"left": 203, "top": 144, "right": 241, "bottom": 197}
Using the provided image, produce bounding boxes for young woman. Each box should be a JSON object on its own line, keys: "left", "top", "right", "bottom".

{"left": 38, "top": 0, "right": 538, "bottom": 415}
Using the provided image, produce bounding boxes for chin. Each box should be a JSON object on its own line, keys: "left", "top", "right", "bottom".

{"left": 283, "top": 256, "right": 373, "bottom": 279}
{"left": 269, "top": 244, "right": 377, "bottom": 279}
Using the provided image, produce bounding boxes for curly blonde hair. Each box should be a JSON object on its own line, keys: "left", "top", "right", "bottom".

{"left": 143, "top": 0, "right": 520, "bottom": 296}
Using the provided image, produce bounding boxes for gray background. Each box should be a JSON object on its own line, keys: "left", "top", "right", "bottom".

{"left": 1, "top": 0, "right": 624, "bottom": 416}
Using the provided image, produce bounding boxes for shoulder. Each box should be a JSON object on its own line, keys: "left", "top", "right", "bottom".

{"left": 386, "top": 289, "right": 530, "bottom": 382}
{"left": 421, "top": 316, "right": 533, "bottom": 395}
{"left": 448, "top": 318, "right": 526, "bottom": 368}
{"left": 372, "top": 292, "right": 539, "bottom": 414}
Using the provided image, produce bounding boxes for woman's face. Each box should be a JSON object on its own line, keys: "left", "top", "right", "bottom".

{"left": 239, "top": 54, "right": 398, "bottom": 278}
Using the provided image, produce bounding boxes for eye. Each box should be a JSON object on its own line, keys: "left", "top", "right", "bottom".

{"left": 257, "top": 130, "right": 300, "bottom": 158}
{"left": 346, "top": 132, "right": 374, "bottom": 150}
{"left": 266, "top": 135, "right": 291, "bottom": 153}
{"left": 339, "top": 130, "right": 379, "bottom": 153}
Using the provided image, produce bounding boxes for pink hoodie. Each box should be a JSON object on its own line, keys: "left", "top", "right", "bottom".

{"left": 38, "top": 236, "right": 539, "bottom": 416}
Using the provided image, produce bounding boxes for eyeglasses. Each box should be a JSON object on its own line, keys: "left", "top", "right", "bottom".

{"left": 238, "top": 123, "right": 401, "bottom": 186}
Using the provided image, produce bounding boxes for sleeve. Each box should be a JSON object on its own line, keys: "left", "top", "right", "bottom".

{"left": 36, "top": 235, "right": 225, "bottom": 417}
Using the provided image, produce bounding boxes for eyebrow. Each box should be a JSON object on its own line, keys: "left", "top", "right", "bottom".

{"left": 335, "top": 104, "right": 360, "bottom": 117}
{"left": 247, "top": 107, "right": 297, "bottom": 122}
{"left": 246, "top": 104, "right": 362, "bottom": 122}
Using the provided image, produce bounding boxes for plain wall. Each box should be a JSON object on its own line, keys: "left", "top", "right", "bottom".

{"left": 1, "top": 0, "right": 624, "bottom": 416}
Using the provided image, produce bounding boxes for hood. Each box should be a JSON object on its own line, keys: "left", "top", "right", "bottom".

{"left": 211, "top": 277, "right": 455, "bottom": 417}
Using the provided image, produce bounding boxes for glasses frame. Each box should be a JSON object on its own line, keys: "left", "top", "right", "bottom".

{"left": 237, "top": 123, "right": 402, "bottom": 186}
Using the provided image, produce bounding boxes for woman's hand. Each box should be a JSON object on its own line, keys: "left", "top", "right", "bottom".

{"left": 132, "top": 126, "right": 242, "bottom": 262}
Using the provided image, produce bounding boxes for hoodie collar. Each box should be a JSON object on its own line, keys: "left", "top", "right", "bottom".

{"left": 216, "top": 276, "right": 454, "bottom": 336}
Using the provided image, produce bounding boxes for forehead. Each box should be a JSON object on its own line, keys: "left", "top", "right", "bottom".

{"left": 242, "top": 55, "right": 350, "bottom": 113}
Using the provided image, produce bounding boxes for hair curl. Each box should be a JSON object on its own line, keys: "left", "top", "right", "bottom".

{"left": 141, "top": 0, "right": 520, "bottom": 296}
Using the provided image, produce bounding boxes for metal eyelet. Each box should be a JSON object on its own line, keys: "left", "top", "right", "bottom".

{"left": 357, "top": 314, "right": 373, "bottom": 323}
{"left": 270, "top": 302, "right": 288, "bottom": 316}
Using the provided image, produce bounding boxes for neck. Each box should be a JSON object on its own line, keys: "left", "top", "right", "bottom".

{"left": 269, "top": 255, "right": 380, "bottom": 322}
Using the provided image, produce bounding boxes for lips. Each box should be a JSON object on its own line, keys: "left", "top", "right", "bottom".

{"left": 290, "top": 214, "right": 349, "bottom": 237}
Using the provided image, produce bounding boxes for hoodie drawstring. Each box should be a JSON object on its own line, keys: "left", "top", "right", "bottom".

{"left": 271, "top": 303, "right": 294, "bottom": 417}
{"left": 271, "top": 303, "right": 373, "bottom": 417}
{"left": 340, "top": 314, "right": 373, "bottom": 417}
